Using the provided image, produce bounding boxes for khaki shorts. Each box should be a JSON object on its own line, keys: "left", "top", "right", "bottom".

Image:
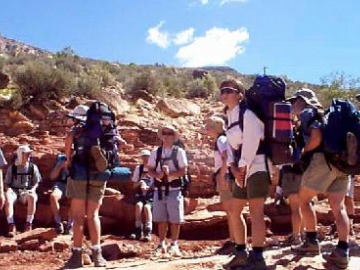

{"left": 66, "top": 178, "right": 106, "bottom": 204}
{"left": 301, "top": 153, "right": 348, "bottom": 193}
{"left": 232, "top": 172, "right": 269, "bottom": 199}
{"left": 281, "top": 170, "right": 302, "bottom": 196}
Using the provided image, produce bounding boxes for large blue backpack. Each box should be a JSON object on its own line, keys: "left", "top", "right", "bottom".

{"left": 245, "top": 75, "right": 295, "bottom": 165}
{"left": 323, "top": 99, "right": 360, "bottom": 174}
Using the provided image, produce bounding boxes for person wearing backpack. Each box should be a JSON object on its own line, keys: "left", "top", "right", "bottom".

{"left": 0, "top": 147, "right": 7, "bottom": 210}
{"left": 148, "top": 125, "right": 188, "bottom": 257}
{"left": 129, "top": 149, "right": 154, "bottom": 242}
{"left": 288, "top": 89, "right": 350, "bottom": 268}
{"left": 221, "top": 79, "right": 269, "bottom": 270}
{"left": 4, "top": 145, "right": 42, "bottom": 237}
{"left": 205, "top": 116, "right": 235, "bottom": 255}
{"left": 64, "top": 102, "right": 112, "bottom": 269}
{"left": 49, "top": 153, "right": 72, "bottom": 235}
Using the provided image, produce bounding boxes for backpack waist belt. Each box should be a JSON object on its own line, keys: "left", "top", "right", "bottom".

{"left": 234, "top": 141, "right": 266, "bottom": 164}
{"left": 154, "top": 178, "right": 181, "bottom": 200}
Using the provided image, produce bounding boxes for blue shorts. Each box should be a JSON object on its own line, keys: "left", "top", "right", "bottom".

{"left": 153, "top": 189, "right": 184, "bottom": 224}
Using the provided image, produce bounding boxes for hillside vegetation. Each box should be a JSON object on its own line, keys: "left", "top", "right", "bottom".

{"left": 0, "top": 47, "right": 359, "bottom": 110}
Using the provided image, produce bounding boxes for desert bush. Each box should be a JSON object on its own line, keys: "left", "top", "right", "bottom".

{"left": 13, "top": 60, "right": 76, "bottom": 100}
{"left": 186, "top": 74, "right": 217, "bottom": 99}
{"left": 130, "top": 72, "right": 164, "bottom": 96}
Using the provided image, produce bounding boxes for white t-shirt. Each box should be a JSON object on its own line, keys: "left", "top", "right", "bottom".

{"left": 226, "top": 104, "right": 268, "bottom": 183}
{"left": 148, "top": 146, "right": 188, "bottom": 190}
{"left": 131, "top": 164, "right": 154, "bottom": 188}
{"left": 214, "top": 135, "right": 228, "bottom": 171}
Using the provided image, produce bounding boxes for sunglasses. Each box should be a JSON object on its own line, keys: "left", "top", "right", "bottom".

{"left": 162, "top": 131, "right": 175, "bottom": 136}
{"left": 220, "top": 87, "right": 238, "bottom": 95}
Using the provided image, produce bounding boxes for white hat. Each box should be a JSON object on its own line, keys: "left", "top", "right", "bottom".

{"left": 139, "top": 150, "right": 151, "bottom": 157}
{"left": 15, "top": 145, "right": 32, "bottom": 166}
{"left": 67, "top": 105, "right": 89, "bottom": 122}
{"left": 157, "top": 124, "right": 179, "bottom": 139}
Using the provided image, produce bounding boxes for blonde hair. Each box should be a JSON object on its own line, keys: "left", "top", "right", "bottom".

{"left": 206, "top": 116, "right": 226, "bottom": 134}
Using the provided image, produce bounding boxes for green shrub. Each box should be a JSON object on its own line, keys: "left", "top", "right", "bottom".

{"left": 186, "top": 74, "right": 217, "bottom": 99}
{"left": 130, "top": 72, "right": 164, "bottom": 96}
{"left": 13, "top": 60, "right": 76, "bottom": 100}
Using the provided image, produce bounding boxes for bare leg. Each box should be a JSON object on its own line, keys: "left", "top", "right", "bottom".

{"left": 327, "top": 191, "right": 349, "bottom": 242}
{"left": 86, "top": 200, "right": 102, "bottom": 246}
{"left": 229, "top": 198, "right": 247, "bottom": 245}
{"left": 71, "top": 199, "right": 86, "bottom": 248}
{"left": 288, "top": 194, "right": 302, "bottom": 237}
{"left": 249, "top": 198, "right": 266, "bottom": 248}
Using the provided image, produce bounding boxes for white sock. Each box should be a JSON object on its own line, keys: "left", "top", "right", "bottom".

{"left": 145, "top": 221, "right": 152, "bottom": 231}
{"left": 7, "top": 216, "right": 14, "bottom": 224}
{"left": 172, "top": 240, "right": 178, "bottom": 246}
{"left": 73, "top": 247, "right": 82, "bottom": 251}
{"left": 54, "top": 214, "right": 62, "bottom": 224}
{"left": 160, "top": 240, "right": 166, "bottom": 247}
{"left": 91, "top": 244, "right": 101, "bottom": 251}
{"left": 26, "top": 215, "right": 34, "bottom": 223}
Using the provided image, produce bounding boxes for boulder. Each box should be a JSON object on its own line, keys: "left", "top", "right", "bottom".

{"left": 132, "top": 90, "right": 155, "bottom": 103}
{"left": 92, "top": 87, "right": 130, "bottom": 115}
{"left": 101, "top": 243, "right": 122, "bottom": 261}
{"left": 0, "top": 240, "right": 18, "bottom": 253}
{"left": 8, "top": 121, "right": 35, "bottom": 136}
{"left": 0, "top": 71, "right": 10, "bottom": 89}
{"left": 53, "top": 241, "right": 69, "bottom": 252}
{"left": 18, "top": 239, "right": 40, "bottom": 251}
{"left": 38, "top": 242, "right": 53, "bottom": 252}
{"left": 155, "top": 98, "right": 201, "bottom": 118}
{"left": 14, "top": 228, "right": 57, "bottom": 244}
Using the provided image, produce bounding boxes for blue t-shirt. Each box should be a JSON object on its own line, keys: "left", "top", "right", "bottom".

{"left": 300, "top": 108, "right": 322, "bottom": 144}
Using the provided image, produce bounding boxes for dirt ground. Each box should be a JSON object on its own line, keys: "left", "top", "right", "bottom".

{"left": 0, "top": 228, "right": 359, "bottom": 270}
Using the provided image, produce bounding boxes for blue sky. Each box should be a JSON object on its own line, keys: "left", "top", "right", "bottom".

{"left": 0, "top": 0, "right": 359, "bottom": 84}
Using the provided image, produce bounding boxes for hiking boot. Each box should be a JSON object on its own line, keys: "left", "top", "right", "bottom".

{"left": 91, "top": 145, "right": 108, "bottom": 172}
{"left": 64, "top": 223, "right": 73, "bottom": 235}
{"left": 143, "top": 228, "right": 152, "bottom": 242}
{"left": 223, "top": 250, "right": 248, "bottom": 269}
{"left": 284, "top": 234, "right": 302, "bottom": 247}
{"left": 168, "top": 243, "right": 182, "bottom": 257}
{"left": 292, "top": 239, "right": 320, "bottom": 255}
{"left": 129, "top": 227, "right": 142, "bottom": 240}
{"left": 24, "top": 222, "right": 32, "bottom": 232}
{"left": 64, "top": 249, "right": 83, "bottom": 269}
{"left": 92, "top": 248, "right": 107, "bottom": 267}
{"left": 324, "top": 248, "right": 349, "bottom": 269}
{"left": 216, "top": 241, "right": 235, "bottom": 255}
{"left": 240, "top": 251, "right": 267, "bottom": 270}
{"left": 55, "top": 222, "right": 64, "bottom": 234}
{"left": 346, "top": 132, "right": 358, "bottom": 166}
{"left": 154, "top": 244, "right": 167, "bottom": 256}
{"left": 7, "top": 223, "right": 16, "bottom": 238}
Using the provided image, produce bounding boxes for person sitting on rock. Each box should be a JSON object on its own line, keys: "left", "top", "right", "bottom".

{"left": 0, "top": 147, "right": 7, "bottom": 210}
{"left": 205, "top": 116, "right": 235, "bottom": 255}
{"left": 148, "top": 125, "right": 188, "bottom": 257}
{"left": 288, "top": 89, "right": 350, "bottom": 269}
{"left": 4, "top": 145, "right": 42, "bottom": 237}
{"left": 129, "top": 149, "right": 154, "bottom": 242}
{"left": 49, "top": 153, "right": 72, "bottom": 234}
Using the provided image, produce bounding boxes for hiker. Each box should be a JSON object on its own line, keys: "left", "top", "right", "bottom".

{"left": 288, "top": 89, "right": 350, "bottom": 268}
{"left": 205, "top": 116, "right": 235, "bottom": 255}
{"left": 221, "top": 79, "right": 269, "bottom": 270}
{"left": 129, "top": 149, "right": 154, "bottom": 242}
{"left": 148, "top": 125, "right": 188, "bottom": 257}
{"left": 63, "top": 102, "right": 115, "bottom": 268}
{"left": 49, "top": 153, "right": 72, "bottom": 234}
{"left": 0, "top": 147, "right": 7, "bottom": 210}
{"left": 4, "top": 145, "right": 42, "bottom": 237}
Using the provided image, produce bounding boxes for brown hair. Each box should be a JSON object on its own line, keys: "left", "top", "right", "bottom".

{"left": 219, "top": 79, "right": 245, "bottom": 95}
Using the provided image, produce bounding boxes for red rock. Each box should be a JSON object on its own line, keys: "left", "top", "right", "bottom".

{"left": 0, "top": 240, "right": 18, "bottom": 253}
{"left": 14, "top": 228, "right": 57, "bottom": 244}
{"left": 38, "top": 242, "right": 53, "bottom": 252}
{"left": 155, "top": 98, "right": 201, "bottom": 118}
{"left": 19, "top": 239, "right": 40, "bottom": 251}
{"left": 101, "top": 243, "right": 122, "bottom": 261}
{"left": 53, "top": 241, "right": 69, "bottom": 252}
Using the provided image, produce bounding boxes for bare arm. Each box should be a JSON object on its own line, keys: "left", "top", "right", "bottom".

{"left": 148, "top": 167, "right": 164, "bottom": 181}
{"left": 0, "top": 169, "right": 4, "bottom": 209}
{"left": 303, "top": 128, "right": 322, "bottom": 153}
{"left": 64, "top": 132, "right": 74, "bottom": 166}
{"left": 50, "top": 162, "right": 65, "bottom": 181}
{"left": 168, "top": 167, "right": 186, "bottom": 180}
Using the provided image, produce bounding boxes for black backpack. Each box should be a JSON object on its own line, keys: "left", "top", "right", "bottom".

{"left": 10, "top": 153, "right": 35, "bottom": 189}
{"left": 245, "top": 75, "right": 295, "bottom": 165}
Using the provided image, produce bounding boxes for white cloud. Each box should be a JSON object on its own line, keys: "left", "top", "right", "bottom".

{"left": 146, "top": 21, "right": 170, "bottom": 49}
{"left": 220, "top": 0, "right": 247, "bottom": 5}
{"left": 175, "top": 27, "right": 249, "bottom": 67}
{"left": 199, "top": 0, "right": 209, "bottom": 4}
{"left": 174, "top": 28, "right": 195, "bottom": 45}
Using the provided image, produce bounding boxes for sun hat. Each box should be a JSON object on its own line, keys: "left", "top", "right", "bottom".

{"left": 15, "top": 145, "right": 32, "bottom": 166}
{"left": 157, "top": 124, "right": 179, "bottom": 139}
{"left": 139, "top": 149, "right": 151, "bottom": 157}
{"left": 287, "top": 88, "right": 322, "bottom": 109}
{"left": 205, "top": 116, "right": 226, "bottom": 134}
{"left": 67, "top": 105, "right": 89, "bottom": 122}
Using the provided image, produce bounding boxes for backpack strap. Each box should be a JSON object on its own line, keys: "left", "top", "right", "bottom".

{"left": 10, "top": 162, "right": 35, "bottom": 189}
{"left": 171, "top": 146, "right": 180, "bottom": 171}
{"left": 138, "top": 164, "right": 144, "bottom": 182}
{"left": 227, "top": 102, "right": 246, "bottom": 131}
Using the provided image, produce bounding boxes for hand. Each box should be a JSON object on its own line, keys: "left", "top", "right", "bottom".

{"left": 231, "top": 167, "right": 247, "bottom": 188}
{"left": 157, "top": 171, "right": 165, "bottom": 180}
{"left": 0, "top": 193, "right": 4, "bottom": 210}
{"left": 216, "top": 173, "right": 229, "bottom": 191}
{"left": 162, "top": 165, "right": 170, "bottom": 175}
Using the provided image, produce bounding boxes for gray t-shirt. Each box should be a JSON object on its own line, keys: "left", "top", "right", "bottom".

{"left": 0, "top": 148, "right": 7, "bottom": 168}
{"left": 5, "top": 162, "right": 42, "bottom": 189}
